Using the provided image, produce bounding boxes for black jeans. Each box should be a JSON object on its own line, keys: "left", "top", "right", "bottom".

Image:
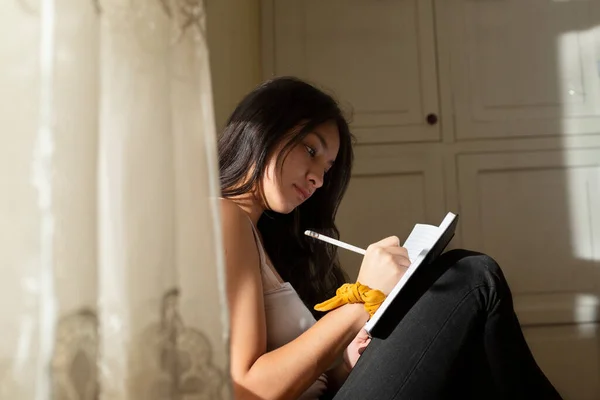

{"left": 329, "top": 249, "right": 563, "bottom": 400}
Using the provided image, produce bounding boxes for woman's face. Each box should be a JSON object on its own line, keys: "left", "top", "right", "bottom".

{"left": 261, "top": 120, "right": 340, "bottom": 214}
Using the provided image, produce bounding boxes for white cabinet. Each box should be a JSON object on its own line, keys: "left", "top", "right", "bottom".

{"left": 262, "top": 0, "right": 440, "bottom": 143}
{"left": 457, "top": 148, "right": 600, "bottom": 316}
{"left": 262, "top": 1, "right": 600, "bottom": 398}
{"left": 442, "top": 0, "right": 600, "bottom": 140}
{"left": 524, "top": 324, "right": 600, "bottom": 400}
{"left": 334, "top": 145, "right": 446, "bottom": 278}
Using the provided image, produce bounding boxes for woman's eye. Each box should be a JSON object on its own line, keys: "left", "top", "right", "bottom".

{"left": 305, "top": 145, "right": 316, "bottom": 157}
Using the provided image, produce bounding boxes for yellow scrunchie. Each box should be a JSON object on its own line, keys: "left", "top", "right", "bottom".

{"left": 314, "top": 282, "right": 386, "bottom": 317}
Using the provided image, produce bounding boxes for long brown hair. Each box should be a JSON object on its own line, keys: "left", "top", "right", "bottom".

{"left": 218, "top": 77, "right": 354, "bottom": 318}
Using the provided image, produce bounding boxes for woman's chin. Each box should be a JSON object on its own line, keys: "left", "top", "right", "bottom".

{"left": 269, "top": 198, "right": 297, "bottom": 215}
{"left": 276, "top": 205, "right": 296, "bottom": 215}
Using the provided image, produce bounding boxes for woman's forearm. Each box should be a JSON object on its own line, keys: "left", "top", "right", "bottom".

{"left": 235, "top": 303, "right": 368, "bottom": 400}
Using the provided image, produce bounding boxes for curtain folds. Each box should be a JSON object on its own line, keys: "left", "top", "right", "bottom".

{"left": 0, "top": 1, "right": 230, "bottom": 398}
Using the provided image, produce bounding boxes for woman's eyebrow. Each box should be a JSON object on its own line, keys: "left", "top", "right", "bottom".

{"left": 310, "top": 132, "right": 335, "bottom": 167}
{"left": 311, "top": 131, "right": 328, "bottom": 151}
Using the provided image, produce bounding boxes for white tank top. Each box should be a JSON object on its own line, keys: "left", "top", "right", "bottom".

{"left": 248, "top": 219, "right": 328, "bottom": 400}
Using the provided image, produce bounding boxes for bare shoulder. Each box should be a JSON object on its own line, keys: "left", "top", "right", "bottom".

{"left": 219, "top": 200, "right": 268, "bottom": 378}
{"left": 219, "top": 198, "right": 260, "bottom": 274}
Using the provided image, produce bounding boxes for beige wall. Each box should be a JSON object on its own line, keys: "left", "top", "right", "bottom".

{"left": 206, "top": 0, "right": 263, "bottom": 132}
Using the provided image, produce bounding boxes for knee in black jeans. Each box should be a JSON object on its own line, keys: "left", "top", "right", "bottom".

{"left": 438, "top": 249, "right": 512, "bottom": 311}
{"left": 372, "top": 249, "right": 509, "bottom": 339}
{"left": 437, "top": 249, "right": 503, "bottom": 283}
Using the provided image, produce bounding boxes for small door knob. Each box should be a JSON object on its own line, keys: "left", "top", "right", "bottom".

{"left": 426, "top": 113, "right": 438, "bottom": 125}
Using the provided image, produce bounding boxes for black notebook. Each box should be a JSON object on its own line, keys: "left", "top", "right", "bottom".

{"left": 364, "top": 212, "right": 459, "bottom": 336}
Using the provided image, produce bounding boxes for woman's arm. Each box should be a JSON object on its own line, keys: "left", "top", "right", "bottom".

{"left": 221, "top": 200, "right": 369, "bottom": 400}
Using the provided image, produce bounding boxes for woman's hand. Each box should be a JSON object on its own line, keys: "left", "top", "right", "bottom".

{"left": 343, "top": 328, "right": 371, "bottom": 370}
{"left": 356, "top": 236, "right": 411, "bottom": 295}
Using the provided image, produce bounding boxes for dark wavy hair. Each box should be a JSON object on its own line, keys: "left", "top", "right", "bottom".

{"left": 218, "top": 76, "right": 354, "bottom": 318}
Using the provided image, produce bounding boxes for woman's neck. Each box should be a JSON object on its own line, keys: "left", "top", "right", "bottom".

{"left": 227, "top": 193, "right": 264, "bottom": 225}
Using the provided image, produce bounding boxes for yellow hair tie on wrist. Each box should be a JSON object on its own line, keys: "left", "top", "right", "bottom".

{"left": 314, "top": 282, "right": 386, "bottom": 317}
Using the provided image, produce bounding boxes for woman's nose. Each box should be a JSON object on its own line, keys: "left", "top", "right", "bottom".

{"left": 307, "top": 169, "right": 324, "bottom": 189}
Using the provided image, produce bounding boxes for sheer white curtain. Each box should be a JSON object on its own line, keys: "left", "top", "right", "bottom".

{"left": 0, "top": 0, "right": 230, "bottom": 399}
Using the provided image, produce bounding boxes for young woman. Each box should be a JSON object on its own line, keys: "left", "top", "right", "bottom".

{"left": 218, "top": 76, "right": 562, "bottom": 400}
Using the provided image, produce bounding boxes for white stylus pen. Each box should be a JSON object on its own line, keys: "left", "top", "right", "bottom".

{"left": 304, "top": 230, "right": 366, "bottom": 255}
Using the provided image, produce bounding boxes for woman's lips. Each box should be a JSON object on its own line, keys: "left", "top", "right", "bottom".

{"left": 293, "top": 184, "right": 310, "bottom": 201}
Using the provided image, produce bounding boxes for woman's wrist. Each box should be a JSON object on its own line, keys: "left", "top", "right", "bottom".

{"left": 314, "top": 282, "right": 387, "bottom": 317}
{"left": 343, "top": 303, "right": 370, "bottom": 330}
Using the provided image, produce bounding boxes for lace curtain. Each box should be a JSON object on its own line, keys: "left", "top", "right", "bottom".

{"left": 0, "top": 0, "right": 230, "bottom": 398}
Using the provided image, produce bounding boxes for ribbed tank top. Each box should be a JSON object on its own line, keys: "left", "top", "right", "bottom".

{"left": 247, "top": 218, "right": 328, "bottom": 400}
